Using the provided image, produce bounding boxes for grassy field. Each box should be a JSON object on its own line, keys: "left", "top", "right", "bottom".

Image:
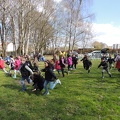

{"left": 0, "top": 59, "right": 120, "bottom": 120}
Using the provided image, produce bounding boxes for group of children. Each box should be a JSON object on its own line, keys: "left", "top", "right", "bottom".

{"left": 97, "top": 53, "right": 120, "bottom": 78}
{"left": 0, "top": 55, "right": 62, "bottom": 95}
{"left": 0, "top": 51, "right": 120, "bottom": 95}
{"left": 52, "top": 53, "right": 78, "bottom": 77}
{"left": 81, "top": 53, "right": 120, "bottom": 79}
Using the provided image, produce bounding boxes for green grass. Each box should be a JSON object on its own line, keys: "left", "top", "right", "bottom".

{"left": 0, "top": 59, "right": 120, "bottom": 120}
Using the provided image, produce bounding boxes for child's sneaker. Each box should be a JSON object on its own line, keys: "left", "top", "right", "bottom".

{"left": 12, "top": 74, "right": 16, "bottom": 78}
{"left": 43, "top": 92, "right": 49, "bottom": 96}
{"left": 56, "top": 79, "right": 61, "bottom": 85}
{"left": 32, "top": 89, "right": 36, "bottom": 92}
{"left": 109, "top": 74, "right": 112, "bottom": 77}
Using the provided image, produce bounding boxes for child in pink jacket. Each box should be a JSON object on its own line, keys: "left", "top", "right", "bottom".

{"left": 67, "top": 55, "right": 73, "bottom": 71}
{"left": 13, "top": 57, "right": 21, "bottom": 78}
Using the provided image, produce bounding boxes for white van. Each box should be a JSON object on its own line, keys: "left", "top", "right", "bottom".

{"left": 88, "top": 51, "right": 109, "bottom": 59}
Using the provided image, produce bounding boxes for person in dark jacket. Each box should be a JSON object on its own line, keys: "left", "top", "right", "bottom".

{"left": 81, "top": 54, "right": 87, "bottom": 69}
{"left": 98, "top": 58, "right": 112, "bottom": 78}
{"left": 81, "top": 55, "right": 92, "bottom": 73}
{"left": 107, "top": 54, "right": 115, "bottom": 69}
{"left": 33, "top": 62, "right": 39, "bottom": 72}
{"left": 20, "top": 57, "right": 33, "bottom": 91}
{"left": 72, "top": 54, "right": 78, "bottom": 69}
{"left": 31, "top": 72, "right": 45, "bottom": 92}
{"left": 41, "top": 60, "right": 61, "bottom": 95}
{"left": 59, "top": 55, "right": 68, "bottom": 77}
{"left": 84, "top": 59, "right": 92, "bottom": 73}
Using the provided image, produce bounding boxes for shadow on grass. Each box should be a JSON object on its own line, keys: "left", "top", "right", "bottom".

{"left": 2, "top": 84, "right": 43, "bottom": 96}
{"left": 2, "top": 84, "right": 21, "bottom": 90}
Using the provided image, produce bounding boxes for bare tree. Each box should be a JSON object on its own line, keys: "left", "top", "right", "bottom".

{"left": 0, "top": 0, "right": 93, "bottom": 57}
{"left": 0, "top": 0, "right": 17, "bottom": 57}
{"left": 55, "top": 0, "right": 94, "bottom": 52}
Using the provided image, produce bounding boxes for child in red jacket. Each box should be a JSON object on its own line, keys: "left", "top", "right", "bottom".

{"left": 55, "top": 59, "right": 61, "bottom": 75}
{"left": 0, "top": 57, "right": 8, "bottom": 73}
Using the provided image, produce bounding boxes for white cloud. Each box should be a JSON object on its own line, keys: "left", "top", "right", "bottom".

{"left": 92, "top": 23, "right": 120, "bottom": 46}
{"left": 54, "top": 0, "right": 62, "bottom": 3}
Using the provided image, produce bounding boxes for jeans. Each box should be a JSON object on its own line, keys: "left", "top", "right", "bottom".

{"left": 102, "top": 68, "right": 111, "bottom": 78}
{"left": 21, "top": 76, "right": 32, "bottom": 90}
{"left": 44, "top": 80, "right": 58, "bottom": 93}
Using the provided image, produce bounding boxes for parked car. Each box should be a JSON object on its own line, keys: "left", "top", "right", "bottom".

{"left": 88, "top": 50, "right": 109, "bottom": 59}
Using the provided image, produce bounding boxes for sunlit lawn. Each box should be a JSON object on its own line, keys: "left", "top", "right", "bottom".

{"left": 0, "top": 59, "right": 120, "bottom": 120}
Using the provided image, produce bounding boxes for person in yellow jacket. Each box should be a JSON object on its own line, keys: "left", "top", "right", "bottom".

{"left": 58, "top": 51, "right": 67, "bottom": 59}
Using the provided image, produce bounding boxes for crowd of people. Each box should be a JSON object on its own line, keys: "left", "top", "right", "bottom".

{"left": 2, "top": 54, "right": 61, "bottom": 95}
{"left": 0, "top": 50, "right": 120, "bottom": 95}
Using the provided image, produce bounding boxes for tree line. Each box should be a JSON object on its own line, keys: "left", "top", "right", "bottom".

{"left": 0, "top": 0, "right": 93, "bottom": 57}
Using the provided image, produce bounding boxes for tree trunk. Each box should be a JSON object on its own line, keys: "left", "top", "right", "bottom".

{"left": 25, "top": 27, "right": 30, "bottom": 55}
{"left": 11, "top": 16, "right": 17, "bottom": 56}
{"left": 1, "top": 15, "right": 6, "bottom": 58}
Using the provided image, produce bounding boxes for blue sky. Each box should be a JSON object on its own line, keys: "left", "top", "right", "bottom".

{"left": 91, "top": 0, "right": 120, "bottom": 46}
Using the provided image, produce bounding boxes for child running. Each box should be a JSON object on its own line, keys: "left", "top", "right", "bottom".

{"left": 19, "top": 57, "right": 33, "bottom": 92}
{"left": 98, "top": 57, "right": 112, "bottom": 78}
{"left": 13, "top": 57, "right": 21, "bottom": 78}
{"left": 55, "top": 58, "right": 61, "bottom": 75}
{"left": 41, "top": 60, "right": 61, "bottom": 95}
{"left": 59, "top": 55, "right": 68, "bottom": 77}
{"left": 81, "top": 55, "right": 92, "bottom": 73}
{"left": 0, "top": 57, "right": 8, "bottom": 73}
{"left": 107, "top": 54, "right": 115, "bottom": 69}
